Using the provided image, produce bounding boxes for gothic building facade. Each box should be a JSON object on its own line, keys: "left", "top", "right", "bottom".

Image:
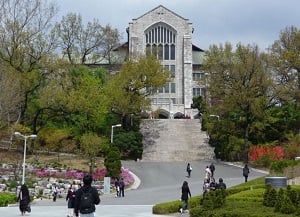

{"left": 121, "top": 5, "right": 206, "bottom": 118}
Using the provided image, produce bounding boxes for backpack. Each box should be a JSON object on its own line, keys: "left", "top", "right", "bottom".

{"left": 80, "top": 188, "right": 93, "bottom": 214}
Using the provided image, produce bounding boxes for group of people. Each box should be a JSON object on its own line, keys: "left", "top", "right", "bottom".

{"left": 18, "top": 175, "right": 101, "bottom": 217}
{"left": 114, "top": 177, "right": 125, "bottom": 197}
{"left": 180, "top": 162, "right": 251, "bottom": 213}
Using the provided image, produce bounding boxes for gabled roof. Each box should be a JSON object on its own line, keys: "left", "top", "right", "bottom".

{"left": 192, "top": 44, "right": 205, "bottom": 52}
{"left": 132, "top": 5, "right": 189, "bottom": 22}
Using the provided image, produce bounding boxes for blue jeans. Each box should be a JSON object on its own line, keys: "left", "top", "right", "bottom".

{"left": 182, "top": 199, "right": 188, "bottom": 210}
{"left": 80, "top": 212, "right": 95, "bottom": 217}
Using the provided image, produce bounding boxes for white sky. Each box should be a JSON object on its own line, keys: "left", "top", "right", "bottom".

{"left": 57, "top": 0, "right": 300, "bottom": 51}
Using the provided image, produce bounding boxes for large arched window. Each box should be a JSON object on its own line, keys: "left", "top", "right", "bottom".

{"left": 145, "top": 23, "right": 176, "bottom": 60}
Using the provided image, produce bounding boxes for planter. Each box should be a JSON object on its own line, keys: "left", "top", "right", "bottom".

{"left": 265, "top": 177, "right": 287, "bottom": 188}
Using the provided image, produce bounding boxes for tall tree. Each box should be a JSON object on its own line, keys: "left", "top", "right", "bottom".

{"left": 203, "top": 43, "right": 274, "bottom": 162}
{"left": 54, "top": 13, "right": 121, "bottom": 65}
{"left": 79, "top": 133, "right": 104, "bottom": 174}
{"left": 270, "top": 26, "right": 300, "bottom": 106}
{"left": 104, "top": 55, "right": 170, "bottom": 128}
{"left": 35, "top": 66, "right": 109, "bottom": 135}
{"left": 0, "top": 0, "right": 58, "bottom": 125}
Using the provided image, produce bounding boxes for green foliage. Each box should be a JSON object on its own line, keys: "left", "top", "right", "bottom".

{"left": 8, "top": 180, "right": 18, "bottom": 191}
{"left": 263, "top": 184, "right": 277, "bottom": 207}
{"left": 0, "top": 193, "right": 17, "bottom": 207}
{"left": 104, "top": 147, "right": 121, "bottom": 178}
{"left": 190, "top": 201, "right": 293, "bottom": 217}
{"left": 152, "top": 196, "right": 202, "bottom": 214}
{"left": 274, "top": 188, "right": 284, "bottom": 212}
{"left": 270, "top": 160, "right": 299, "bottom": 174}
{"left": 153, "top": 177, "right": 300, "bottom": 217}
{"left": 280, "top": 195, "right": 296, "bottom": 214}
{"left": 104, "top": 55, "right": 170, "bottom": 121}
{"left": 113, "top": 131, "right": 143, "bottom": 160}
{"left": 202, "top": 189, "right": 227, "bottom": 210}
{"left": 227, "top": 188, "right": 265, "bottom": 203}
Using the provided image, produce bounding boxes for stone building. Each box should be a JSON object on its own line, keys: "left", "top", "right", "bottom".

{"left": 118, "top": 5, "right": 206, "bottom": 119}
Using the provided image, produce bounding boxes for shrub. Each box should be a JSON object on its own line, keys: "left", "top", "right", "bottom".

{"left": 0, "top": 193, "right": 17, "bottom": 207}
{"left": 274, "top": 188, "right": 284, "bottom": 212}
{"left": 280, "top": 195, "right": 296, "bottom": 214}
{"left": 263, "top": 183, "right": 277, "bottom": 207}
{"left": 202, "top": 189, "right": 226, "bottom": 210}
{"left": 270, "top": 160, "right": 298, "bottom": 174}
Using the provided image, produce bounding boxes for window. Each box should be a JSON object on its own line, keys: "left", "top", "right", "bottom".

{"left": 145, "top": 23, "right": 176, "bottom": 60}
{"left": 193, "top": 73, "right": 201, "bottom": 81}
{"left": 163, "top": 65, "right": 176, "bottom": 78}
{"left": 171, "top": 83, "right": 176, "bottom": 93}
{"left": 193, "top": 72, "right": 206, "bottom": 81}
{"left": 193, "top": 88, "right": 206, "bottom": 97}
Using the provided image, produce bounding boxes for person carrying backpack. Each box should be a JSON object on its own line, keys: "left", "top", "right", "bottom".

{"left": 74, "top": 175, "right": 100, "bottom": 217}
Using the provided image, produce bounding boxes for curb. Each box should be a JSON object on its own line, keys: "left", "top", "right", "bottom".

{"left": 222, "top": 161, "right": 269, "bottom": 175}
{"left": 127, "top": 171, "right": 141, "bottom": 190}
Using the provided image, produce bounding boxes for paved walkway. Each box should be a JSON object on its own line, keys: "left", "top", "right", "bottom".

{"left": 1, "top": 204, "right": 174, "bottom": 217}
{"left": 1, "top": 161, "right": 267, "bottom": 217}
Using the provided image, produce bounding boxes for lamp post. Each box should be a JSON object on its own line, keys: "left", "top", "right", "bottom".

{"left": 14, "top": 132, "right": 37, "bottom": 184}
{"left": 111, "top": 124, "right": 122, "bottom": 143}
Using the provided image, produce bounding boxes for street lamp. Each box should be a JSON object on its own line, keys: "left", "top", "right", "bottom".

{"left": 14, "top": 132, "right": 37, "bottom": 184}
{"left": 111, "top": 124, "right": 121, "bottom": 143}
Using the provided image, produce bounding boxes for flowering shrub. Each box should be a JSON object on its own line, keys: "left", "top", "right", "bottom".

{"left": 249, "top": 145, "right": 284, "bottom": 161}
{"left": 35, "top": 167, "right": 134, "bottom": 186}
{"left": 120, "top": 167, "right": 135, "bottom": 186}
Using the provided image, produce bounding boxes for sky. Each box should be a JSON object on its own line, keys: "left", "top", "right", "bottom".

{"left": 57, "top": 0, "right": 300, "bottom": 51}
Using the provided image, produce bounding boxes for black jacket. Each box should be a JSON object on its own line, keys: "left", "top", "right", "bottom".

{"left": 181, "top": 185, "right": 191, "bottom": 200}
{"left": 74, "top": 185, "right": 100, "bottom": 216}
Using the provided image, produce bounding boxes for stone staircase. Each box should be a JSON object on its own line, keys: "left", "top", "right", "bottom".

{"left": 140, "top": 119, "right": 215, "bottom": 162}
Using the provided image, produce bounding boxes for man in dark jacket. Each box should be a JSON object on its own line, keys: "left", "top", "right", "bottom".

{"left": 180, "top": 181, "right": 191, "bottom": 213}
{"left": 74, "top": 174, "right": 100, "bottom": 217}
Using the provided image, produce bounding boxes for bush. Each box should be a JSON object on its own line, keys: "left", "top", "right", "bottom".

{"left": 270, "top": 160, "right": 299, "bottom": 174}
{"left": 0, "top": 193, "right": 17, "bottom": 207}
{"left": 263, "top": 183, "right": 277, "bottom": 207}
{"left": 202, "top": 189, "right": 226, "bottom": 210}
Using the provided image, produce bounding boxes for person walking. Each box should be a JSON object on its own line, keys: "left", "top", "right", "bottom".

{"left": 74, "top": 174, "right": 100, "bottom": 217}
{"left": 119, "top": 178, "right": 125, "bottom": 197}
{"left": 243, "top": 164, "right": 250, "bottom": 182}
{"left": 66, "top": 184, "right": 76, "bottom": 217}
{"left": 114, "top": 178, "right": 120, "bottom": 197}
{"left": 52, "top": 183, "right": 59, "bottom": 202}
{"left": 205, "top": 166, "right": 211, "bottom": 180}
{"left": 17, "top": 184, "right": 30, "bottom": 216}
{"left": 186, "top": 163, "right": 192, "bottom": 178}
{"left": 209, "top": 163, "right": 215, "bottom": 177}
{"left": 179, "top": 181, "right": 191, "bottom": 214}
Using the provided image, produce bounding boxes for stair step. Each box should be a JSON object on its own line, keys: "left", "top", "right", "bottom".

{"left": 140, "top": 119, "right": 215, "bottom": 162}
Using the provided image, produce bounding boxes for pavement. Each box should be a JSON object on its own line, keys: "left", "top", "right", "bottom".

{"left": 0, "top": 160, "right": 268, "bottom": 217}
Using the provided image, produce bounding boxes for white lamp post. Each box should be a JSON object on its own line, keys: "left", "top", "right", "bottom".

{"left": 111, "top": 124, "right": 122, "bottom": 143}
{"left": 14, "top": 132, "right": 37, "bottom": 184}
